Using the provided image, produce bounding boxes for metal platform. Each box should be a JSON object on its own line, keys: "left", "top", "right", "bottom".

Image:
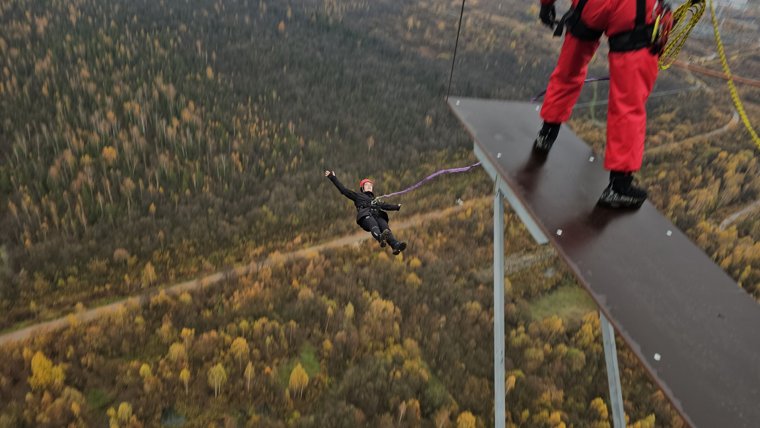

{"left": 449, "top": 97, "right": 760, "bottom": 428}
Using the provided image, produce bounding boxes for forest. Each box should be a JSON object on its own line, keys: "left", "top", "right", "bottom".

{"left": 0, "top": 201, "right": 684, "bottom": 426}
{"left": 0, "top": 0, "right": 758, "bottom": 425}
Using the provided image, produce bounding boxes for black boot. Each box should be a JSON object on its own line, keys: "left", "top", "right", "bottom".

{"left": 384, "top": 230, "right": 407, "bottom": 255}
{"left": 532, "top": 121, "right": 561, "bottom": 155}
{"left": 597, "top": 171, "right": 648, "bottom": 209}
{"left": 380, "top": 229, "right": 392, "bottom": 246}
{"left": 371, "top": 227, "right": 386, "bottom": 247}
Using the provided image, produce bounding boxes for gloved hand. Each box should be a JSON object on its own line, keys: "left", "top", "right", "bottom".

{"left": 539, "top": 3, "right": 556, "bottom": 29}
{"left": 324, "top": 170, "right": 335, "bottom": 177}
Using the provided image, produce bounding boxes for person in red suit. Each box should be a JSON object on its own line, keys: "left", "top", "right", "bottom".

{"left": 533, "top": 0, "right": 670, "bottom": 208}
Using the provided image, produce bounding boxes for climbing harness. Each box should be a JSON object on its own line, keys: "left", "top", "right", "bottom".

{"left": 608, "top": 0, "right": 667, "bottom": 52}
{"left": 377, "top": 162, "right": 481, "bottom": 200}
{"left": 553, "top": 0, "right": 603, "bottom": 41}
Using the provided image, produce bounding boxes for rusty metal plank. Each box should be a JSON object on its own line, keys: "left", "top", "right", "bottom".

{"left": 449, "top": 97, "right": 760, "bottom": 428}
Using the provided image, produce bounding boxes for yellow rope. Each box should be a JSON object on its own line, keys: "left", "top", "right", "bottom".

{"left": 658, "top": 0, "right": 759, "bottom": 148}
{"left": 659, "top": 0, "right": 705, "bottom": 70}
{"left": 707, "top": 0, "right": 760, "bottom": 147}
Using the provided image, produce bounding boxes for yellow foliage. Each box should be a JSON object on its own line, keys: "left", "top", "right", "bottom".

{"left": 141, "top": 262, "right": 157, "bottom": 287}
{"left": 65, "top": 312, "right": 81, "bottom": 328}
{"left": 139, "top": 363, "right": 152, "bottom": 378}
{"left": 28, "top": 351, "right": 65, "bottom": 391}
{"left": 630, "top": 414, "right": 656, "bottom": 428}
{"left": 344, "top": 302, "right": 355, "bottom": 320}
{"left": 230, "top": 337, "right": 250, "bottom": 367}
{"left": 548, "top": 411, "right": 563, "bottom": 424}
{"left": 116, "top": 401, "right": 132, "bottom": 424}
{"left": 71, "top": 400, "right": 81, "bottom": 417}
{"left": 456, "top": 411, "right": 476, "bottom": 428}
{"left": 322, "top": 339, "right": 333, "bottom": 357}
{"left": 409, "top": 257, "right": 422, "bottom": 269}
{"left": 540, "top": 315, "right": 565, "bottom": 338}
{"left": 205, "top": 65, "right": 214, "bottom": 79}
{"left": 179, "top": 292, "right": 192, "bottom": 304}
{"left": 288, "top": 363, "right": 309, "bottom": 398}
{"left": 167, "top": 342, "right": 187, "bottom": 364}
{"left": 181, "top": 327, "right": 195, "bottom": 347}
{"left": 179, "top": 368, "right": 191, "bottom": 393}
{"left": 101, "top": 146, "right": 117, "bottom": 165}
{"left": 589, "top": 397, "right": 609, "bottom": 419}
{"left": 207, "top": 363, "right": 227, "bottom": 397}
{"left": 405, "top": 272, "right": 422, "bottom": 288}
{"left": 506, "top": 374, "right": 516, "bottom": 393}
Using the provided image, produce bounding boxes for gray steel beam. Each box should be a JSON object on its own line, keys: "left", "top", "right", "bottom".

{"left": 493, "top": 187, "right": 506, "bottom": 428}
{"left": 600, "top": 311, "right": 627, "bottom": 428}
{"left": 474, "top": 144, "right": 548, "bottom": 245}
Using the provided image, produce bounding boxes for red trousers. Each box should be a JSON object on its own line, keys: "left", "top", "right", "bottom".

{"left": 540, "top": 0, "right": 660, "bottom": 172}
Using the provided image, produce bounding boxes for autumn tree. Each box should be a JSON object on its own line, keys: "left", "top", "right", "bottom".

{"left": 244, "top": 362, "right": 255, "bottom": 392}
{"left": 230, "top": 337, "right": 249, "bottom": 371}
{"left": 141, "top": 262, "right": 157, "bottom": 288}
{"left": 180, "top": 368, "right": 191, "bottom": 395}
{"left": 588, "top": 397, "right": 611, "bottom": 428}
{"left": 28, "top": 351, "right": 65, "bottom": 392}
{"left": 288, "top": 363, "right": 309, "bottom": 399}
{"left": 456, "top": 411, "right": 476, "bottom": 428}
{"left": 180, "top": 327, "right": 195, "bottom": 350}
{"left": 139, "top": 363, "right": 160, "bottom": 393}
{"left": 167, "top": 342, "right": 187, "bottom": 365}
{"left": 208, "top": 363, "right": 227, "bottom": 398}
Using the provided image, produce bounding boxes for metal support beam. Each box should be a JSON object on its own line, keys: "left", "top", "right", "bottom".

{"left": 475, "top": 144, "right": 548, "bottom": 244}
{"left": 600, "top": 311, "right": 626, "bottom": 428}
{"left": 479, "top": 143, "right": 624, "bottom": 427}
{"left": 493, "top": 187, "right": 506, "bottom": 428}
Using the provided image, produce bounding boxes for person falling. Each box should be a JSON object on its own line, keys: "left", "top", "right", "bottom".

{"left": 325, "top": 170, "right": 407, "bottom": 255}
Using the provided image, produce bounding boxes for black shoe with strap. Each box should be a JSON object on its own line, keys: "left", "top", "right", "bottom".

{"left": 597, "top": 172, "right": 648, "bottom": 209}
{"left": 384, "top": 230, "right": 407, "bottom": 255}
{"left": 532, "top": 121, "right": 561, "bottom": 155}
{"left": 392, "top": 241, "right": 407, "bottom": 256}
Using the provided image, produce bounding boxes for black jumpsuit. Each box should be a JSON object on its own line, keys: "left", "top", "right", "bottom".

{"left": 327, "top": 174, "right": 403, "bottom": 248}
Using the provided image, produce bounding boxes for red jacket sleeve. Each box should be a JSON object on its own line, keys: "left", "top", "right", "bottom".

{"left": 540, "top": 0, "right": 556, "bottom": 5}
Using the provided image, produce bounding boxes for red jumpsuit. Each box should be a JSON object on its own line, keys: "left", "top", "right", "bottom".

{"left": 540, "top": 0, "right": 660, "bottom": 172}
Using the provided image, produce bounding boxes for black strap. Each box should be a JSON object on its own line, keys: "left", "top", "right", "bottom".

{"left": 636, "top": 0, "right": 646, "bottom": 27}
{"left": 575, "top": 0, "right": 591, "bottom": 19}
{"left": 608, "top": 0, "right": 654, "bottom": 52}
{"left": 608, "top": 24, "right": 654, "bottom": 51}
{"left": 554, "top": 0, "right": 603, "bottom": 41}
{"left": 569, "top": 19, "right": 604, "bottom": 41}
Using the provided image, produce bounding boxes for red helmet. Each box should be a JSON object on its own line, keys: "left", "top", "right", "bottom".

{"left": 359, "top": 178, "right": 373, "bottom": 191}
